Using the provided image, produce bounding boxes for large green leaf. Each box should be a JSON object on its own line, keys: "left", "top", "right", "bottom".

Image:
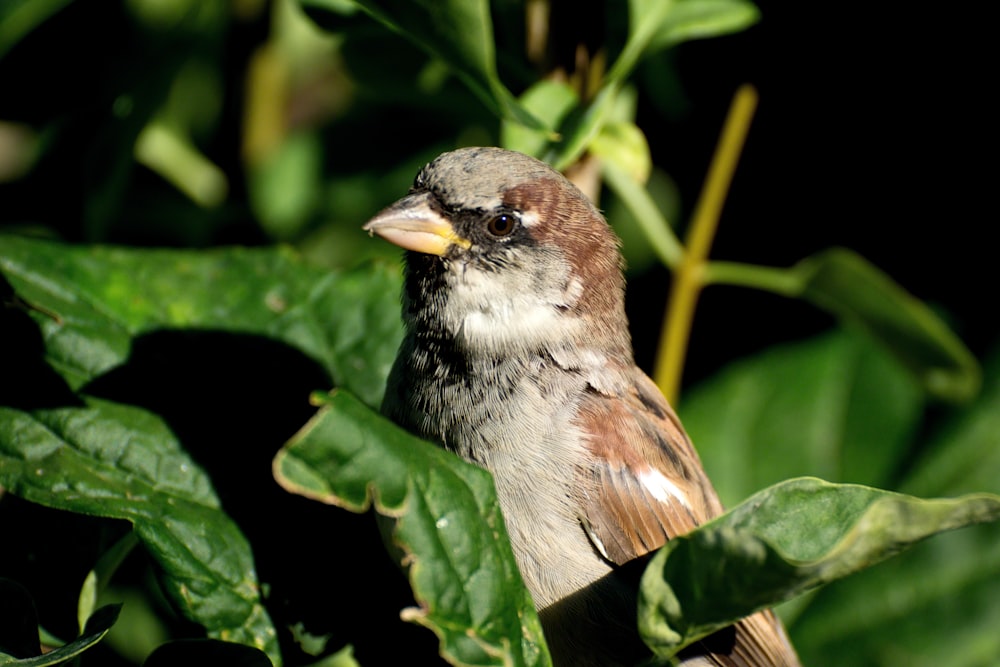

{"left": 301, "top": 0, "right": 545, "bottom": 130}
{"left": 0, "top": 235, "right": 402, "bottom": 408}
{"left": 273, "top": 390, "right": 550, "bottom": 667}
{"left": 638, "top": 477, "right": 1000, "bottom": 659}
{"left": 681, "top": 328, "right": 924, "bottom": 507}
{"left": 788, "top": 346, "right": 1000, "bottom": 667}
{"left": 0, "top": 399, "right": 278, "bottom": 662}
{"left": 1, "top": 236, "right": 408, "bottom": 664}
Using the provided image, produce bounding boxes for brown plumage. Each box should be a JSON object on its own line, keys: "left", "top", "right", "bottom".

{"left": 364, "top": 147, "right": 800, "bottom": 666}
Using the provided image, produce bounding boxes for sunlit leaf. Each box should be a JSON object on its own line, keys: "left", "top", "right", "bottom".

{"left": 589, "top": 120, "right": 651, "bottom": 184}
{"left": 273, "top": 390, "right": 550, "bottom": 667}
{"left": 638, "top": 477, "right": 1000, "bottom": 658}
{"left": 500, "top": 80, "right": 578, "bottom": 159}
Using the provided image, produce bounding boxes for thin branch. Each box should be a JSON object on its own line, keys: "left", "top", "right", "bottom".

{"left": 654, "top": 85, "right": 758, "bottom": 403}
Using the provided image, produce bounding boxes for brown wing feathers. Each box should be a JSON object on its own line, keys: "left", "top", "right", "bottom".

{"left": 577, "top": 369, "right": 801, "bottom": 666}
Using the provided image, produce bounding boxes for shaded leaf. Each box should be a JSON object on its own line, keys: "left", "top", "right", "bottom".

{"left": 77, "top": 532, "right": 139, "bottom": 634}
{"left": 0, "top": 235, "right": 402, "bottom": 408}
{"left": 0, "top": 578, "right": 41, "bottom": 660}
{"left": 247, "top": 130, "right": 323, "bottom": 241}
{"left": 606, "top": 0, "right": 758, "bottom": 88}
{"left": 0, "top": 399, "right": 278, "bottom": 662}
{"left": 638, "top": 477, "right": 1000, "bottom": 658}
{"left": 605, "top": 166, "right": 682, "bottom": 272}
{"left": 602, "top": 160, "right": 683, "bottom": 268}
{"left": 273, "top": 390, "right": 550, "bottom": 667}
{"left": 0, "top": 0, "right": 77, "bottom": 61}
{"left": 605, "top": 0, "right": 677, "bottom": 86}
{"left": 301, "top": 0, "right": 545, "bottom": 130}
{"left": 681, "top": 329, "right": 924, "bottom": 507}
{"left": 0, "top": 604, "right": 120, "bottom": 667}
{"left": 788, "top": 344, "right": 1000, "bottom": 667}
{"left": 795, "top": 248, "right": 980, "bottom": 402}
{"left": 548, "top": 83, "right": 619, "bottom": 171}
{"left": 143, "top": 639, "right": 273, "bottom": 667}
{"left": 900, "top": 345, "right": 1000, "bottom": 499}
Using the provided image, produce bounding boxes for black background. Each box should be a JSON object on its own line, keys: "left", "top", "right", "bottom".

{"left": 640, "top": 2, "right": 995, "bottom": 385}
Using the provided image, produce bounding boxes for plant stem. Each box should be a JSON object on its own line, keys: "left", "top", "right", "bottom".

{"left": 704, "top": 260, "right": 803, "bottom": 296}
{"left": 654, "top": 85, "right": 758, "bottom": 403}
{"left": 602, "top": 159, "right": 684, "bottom": 268}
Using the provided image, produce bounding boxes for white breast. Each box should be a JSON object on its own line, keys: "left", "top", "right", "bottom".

{"left": 442, "top": 261, "right": 584, "bottom": 356}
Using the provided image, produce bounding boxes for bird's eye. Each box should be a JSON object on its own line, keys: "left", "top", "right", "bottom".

{"left": 487, "top": 213, "right": 516, "bottom": 237}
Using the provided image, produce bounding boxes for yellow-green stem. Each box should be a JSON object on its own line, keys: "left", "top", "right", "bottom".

{"left": 654, "top": 84, "right": 758, "bottom": 403}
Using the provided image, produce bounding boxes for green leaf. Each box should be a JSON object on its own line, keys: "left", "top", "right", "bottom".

{"left": 500, "top": 80, "right": 578, "bottom": 159}
{"left": 548, "top": 83, "right": 620, "bottom": 171}
{"left": 638, "top": 477, "right": 1000, "bottom": 659}
{"left": 0, "top": 399, "right": 279, "bottom": 663}
{"left": 605, "top": 0, "right": 677, "bottom": 87}
{"left": 681, "top": 329, "right": 924, "bottom": 507}
{"left": 301, "top": 0, "right": 546, "bottom": 130}
{"left": 795, "top": 248, "right": 980, "bottom": 402}
{"left": 788, "top": 344, "right": 1000, "bottom": 667}
{"left": 606, "top": 0, "right": 759, "bottom": 88}
{"left": 649, "top": 0, "right": 761, "bottom": 51}
{"left": 0, "top": 235, "right": 402, "bottom": 408}
{"left": 246, "top": 130, "right": 323, "bottom": 241}
{"left": 273, "top": 390, "right": 550, "bottom": 667}
{"left": 0, "top": 0, "right": 76, "bottom": 61}
{"left": 0, "top": 604, "right": 120, "bottom": 667}
{"left": 705, "top": 248, "right": 981, "bottom": 403}
{"left": 78, "top": 532, "right": 139, "bottom": 634}
{"left": 602, "top": 160, "right": 684, "bottom": 268}
{"left": 903, "top": 347, "right": 1000, "bottom": 499}
{"left": 589, "top": 120, "right": 652, "bottom": 184}
{"left": 605, "top": 166, "right": 682, "bottom": 273}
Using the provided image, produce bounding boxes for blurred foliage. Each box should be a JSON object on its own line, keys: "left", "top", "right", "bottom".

{"left": 2, "top": 1, "right": 998, "bottom": 666}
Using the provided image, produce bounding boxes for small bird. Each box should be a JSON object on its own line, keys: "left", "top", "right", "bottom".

{"left": 364, "top": 147, "right": 800, "bottom": 666}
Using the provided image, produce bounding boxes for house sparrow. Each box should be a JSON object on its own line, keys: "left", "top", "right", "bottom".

{"left": 364, "top": 147, "right": 800, "bottom": 666}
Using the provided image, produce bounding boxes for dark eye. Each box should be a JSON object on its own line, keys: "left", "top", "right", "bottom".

{"left": 487, "top": 213, "right": 516, "bottom": 237}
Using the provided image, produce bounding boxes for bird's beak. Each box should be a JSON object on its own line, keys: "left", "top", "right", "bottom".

{"left": 362, "top": 192, "right": 471, "bottom": 257}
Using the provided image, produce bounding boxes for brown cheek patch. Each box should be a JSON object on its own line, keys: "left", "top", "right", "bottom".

{"left": 502, "top": 178, "right": 627, "bottom": 329}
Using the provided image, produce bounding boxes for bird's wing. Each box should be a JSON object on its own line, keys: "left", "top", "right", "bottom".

{"left": 575, "top": 367, "right": 722, "bottom": 563}
{"left": 575, "top": 368, "right": 801, "bottom": 667}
